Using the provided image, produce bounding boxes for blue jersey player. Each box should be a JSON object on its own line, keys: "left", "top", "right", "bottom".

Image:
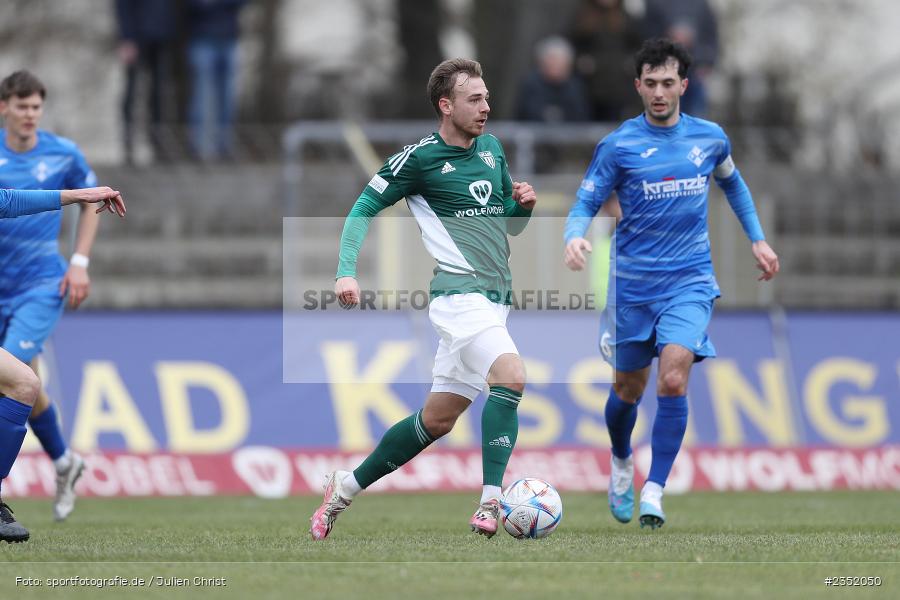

{"left": 564, "top": 39, "right": 779, "bottom": 529}
{"left": 0, "top": 70, "right": 106, "bottom": 522}
{"left": 0, "top": 185, "right": 124, "bottom": 543}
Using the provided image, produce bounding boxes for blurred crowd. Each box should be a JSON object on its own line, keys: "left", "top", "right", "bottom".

{"left": 115, "top": 0, "right": 246, "bottom": 164}
{"left": 515, "top": 0, "right": 719, "bottom": 124}
{"left": 109, "top": 0, "right": 720, "bottom": 165}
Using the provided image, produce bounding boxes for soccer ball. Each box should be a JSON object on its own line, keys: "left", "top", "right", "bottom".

{"left": 500, "top": 478, "right": 563, "bottom": 539}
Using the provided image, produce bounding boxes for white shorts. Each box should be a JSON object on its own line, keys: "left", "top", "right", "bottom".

{"left": 429, "top": 293, "right": 519, "bottom": 401}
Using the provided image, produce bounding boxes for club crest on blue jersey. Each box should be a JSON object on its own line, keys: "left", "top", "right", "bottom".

{"left": 687, "top": 145, "right": 708, "bottom": 167}
{"left": 32, "top": 161, "right": 50, "bottom": 182}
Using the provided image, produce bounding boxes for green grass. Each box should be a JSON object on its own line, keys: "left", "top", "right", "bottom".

{"left": 0, "top": 492, "right": 897, "bottom": 599}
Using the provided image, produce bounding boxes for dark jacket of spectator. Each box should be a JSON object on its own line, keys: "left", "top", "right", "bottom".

{"left": 115, "top": 0, "right": 178, "bottom": 43}
{"left": 188, "top": 0, "right": 247, "bottom": 40}
{"left": 516, "top": 71, "right": 591, "bottom": 123}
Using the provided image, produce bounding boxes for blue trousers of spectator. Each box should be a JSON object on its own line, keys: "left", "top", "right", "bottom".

{"left": 188, "top": 38, "right": 238, "bottom": 160}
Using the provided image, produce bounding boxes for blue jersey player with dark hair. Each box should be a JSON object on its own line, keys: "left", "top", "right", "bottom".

{"left": 0, "top": 185, "right": 124, "bottom": 543}
{"left": 564, "top": 38, "right": 779, "bottom": 529}
{"left": 0, "top": 70, "right": 106, "bottom": 523}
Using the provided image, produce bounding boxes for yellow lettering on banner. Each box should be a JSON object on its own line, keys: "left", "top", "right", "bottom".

{"left": 71, "top": 361, "right": 157, "bottom": 451}
{"left": 322, "top": 341, "right": 416, "bottom": 450}
{"left": 517, "top": 359, "right": 562, "bottom": 447}
{"left": 707, "top": 359, "right": 795, "bottom": 446}
{"left": 804, "top": 358, "right": 887, "bottom": 447}
{"left": 156, "top": 362, "right": 250, "bottom": 452}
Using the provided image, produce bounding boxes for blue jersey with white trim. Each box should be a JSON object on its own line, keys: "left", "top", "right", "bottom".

{"left": 567, "top": 113, "right": 737, "bottom": 306}
{"left": 0, "top": 130, "right": 97, "bottom": 296}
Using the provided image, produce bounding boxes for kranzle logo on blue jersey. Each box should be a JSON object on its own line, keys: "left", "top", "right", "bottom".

{"left": 642, "top": 174, "right": 708, "bottom": 200}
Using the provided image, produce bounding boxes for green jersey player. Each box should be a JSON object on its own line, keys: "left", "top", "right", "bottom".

{"left": 310, "top": 58, "right": 537, "bottom": 540}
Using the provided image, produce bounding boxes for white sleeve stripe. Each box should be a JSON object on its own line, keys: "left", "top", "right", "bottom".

{"left": 714, "top": 155, "right": 736, "bottom": 178}
{"left": 390, "top": 135, "right": 437, "bottom": 175}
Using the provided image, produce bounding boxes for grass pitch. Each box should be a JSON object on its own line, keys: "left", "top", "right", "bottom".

{"left": 0, "top": 491, "right": 897, "bottom": 599}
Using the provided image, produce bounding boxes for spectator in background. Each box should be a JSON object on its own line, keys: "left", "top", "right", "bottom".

{"left": 643, "top": 0, "right": 719, "bottom": 117}
{"left": 568, "top": 0, "right": 643, "bottom": 121}
{"left": 115, "top": 0, "right": 179, "bottom": 165}
{"left": 516, "top": 36, "right": 591, "bottom": 123}
{"left": 187, "top": 0, "right": 247, "bottom": 162}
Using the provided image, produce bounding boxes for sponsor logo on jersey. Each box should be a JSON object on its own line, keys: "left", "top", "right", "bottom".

{"left": 440, "top": 162, "right": 455, "bottom": 174}
{"left": 455, "top": 205, "right": 505, "bottom": 218}
{"left": 642, "top": 174, "right": 708, "bottom": 200}
{"left": 580, "top": 179, "right": 595, "bottom": 193}
{"left": 468, "top": 180, "right": 492, "bottom": 205}
{"left": 478, "top": 151, "right": 495, "bottom": 169}
{"left": 367, "top": 174, "right": 389, "bottom": 194}
{"left": 0, "top": 158, "right": 8, "bottom": 168}
{"left": 640, "top": 147, "right": 658, "bottom": 158}
{"left": 687, "top": 145, "right": 708, "bottom": 167}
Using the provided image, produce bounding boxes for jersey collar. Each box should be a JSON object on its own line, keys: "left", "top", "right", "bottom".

{"left": 434, "top": 131, "right": 480, "bottom": 154}
{"left": 639, "top": 113, "right": 686, "bottom": 137}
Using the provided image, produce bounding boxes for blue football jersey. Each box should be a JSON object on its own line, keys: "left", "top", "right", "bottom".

{"left": 566, "top": 113, "right": 739, "bottom": 306}
{"left": 0, "top": 130, "right": 97, "bottom": 296}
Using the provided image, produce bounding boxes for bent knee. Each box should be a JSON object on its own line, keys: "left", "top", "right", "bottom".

{"left": 9, "top": 370, "right": 40, "bottom": 406}
{"left": 489, "top": 354, "right": 526, "bottom": 394}
{"left": 658, "top": 369, "right": 688, "bottom": 396}
{"left": 612, "top": 381, "right": 644, "bottom": 403}
{"left": 422, "top": 414, "right": 457, "bottom": 439}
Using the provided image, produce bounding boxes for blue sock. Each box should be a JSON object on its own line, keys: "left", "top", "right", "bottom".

{"left": 28, "top": 403, "right": 67, "bottom": 461}
{"left": 648, "top": 395, "right": 689, "bottom": 487}
{"left": 0, "top": 396, "right": 33, "bottom": 479}
{"left": 605, "top": 388, "right": 640, "bottom": 459}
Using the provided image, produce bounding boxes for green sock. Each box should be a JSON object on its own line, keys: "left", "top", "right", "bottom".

{"left": 481, "top": 386, "right": 521, "bottom": 487}
{"left": 353, "top": 410, "right": 435, "bottom": 489}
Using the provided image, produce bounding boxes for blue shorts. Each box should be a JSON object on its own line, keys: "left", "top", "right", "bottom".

{"left": 0, "top": 287, "right": 65, "bottom": 363}
{"left": 599, "top": 289, "right": 717, "bottom": 372}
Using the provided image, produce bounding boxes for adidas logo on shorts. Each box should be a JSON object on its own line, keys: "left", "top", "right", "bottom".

{"left": 489, "top": 435, "right": 512, "bottom": 448}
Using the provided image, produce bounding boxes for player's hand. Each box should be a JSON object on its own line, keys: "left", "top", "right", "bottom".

{"left": 751, "top": 240, "right": 780, "bottom": 281}
{"left": 60, "top": 187, "right": 126, "bottom": 217}
{"left": 335, "top": 276, "right": 360, "bottom": 308}
{"left": 564, "top": 237, "right": 593, "bottom": 271}
{"left": 512, "top": 181, "right": 536, "bottom": 210}
{"left": 60, "top": 265, "right": 90, "bottom": 308}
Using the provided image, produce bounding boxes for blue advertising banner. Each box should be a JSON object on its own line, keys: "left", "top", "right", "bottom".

{"left": 31, "top": 311, "right": 900, "bottom": 456}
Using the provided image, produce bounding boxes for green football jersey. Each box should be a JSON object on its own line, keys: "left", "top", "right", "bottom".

{"left": 337, "top": 132, "right": 532, "bottom": 303}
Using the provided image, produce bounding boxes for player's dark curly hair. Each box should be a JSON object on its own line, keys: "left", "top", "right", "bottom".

{"left": 427, "top": 58, "right": 483, "bottom": 117}
{"left": 634, "top": 38, "right": 692, "bottom": 79}
{"left": 0, "top": 70, "right": 46, "bottom": 101}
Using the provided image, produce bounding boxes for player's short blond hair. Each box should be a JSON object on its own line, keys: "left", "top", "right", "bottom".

{"left": 427, "top": 58, "right": 483, "bottom": 117}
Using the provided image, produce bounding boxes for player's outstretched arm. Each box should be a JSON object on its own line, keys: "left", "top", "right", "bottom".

{"left": 751, "top": 240, "right": 779, "bottom": 281}
{"left": 335, "top": 276, "right": 361, "bottom": 307}
{"left": 564, "top": 237, "right": 593, "bottom": 271}
{"left": 60, "top": 187, "right": 126, "bottom": 217}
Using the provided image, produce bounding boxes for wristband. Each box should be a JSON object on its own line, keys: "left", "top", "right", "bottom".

{"left": 70, "top": 253, "right": 90, "bottom": 268}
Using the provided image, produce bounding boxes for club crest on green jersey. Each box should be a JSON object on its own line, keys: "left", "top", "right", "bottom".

{"left": 478, "top": 151, "right": 495, "bottom": 169}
